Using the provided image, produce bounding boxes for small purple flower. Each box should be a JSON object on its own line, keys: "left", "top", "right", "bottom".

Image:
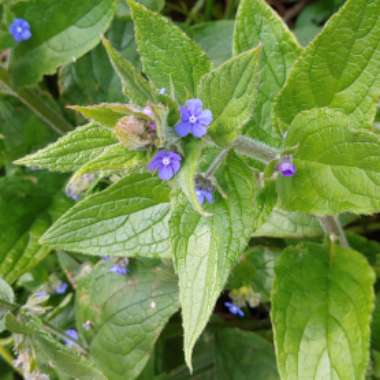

{"left": 147, "top": 150, "right": 182, "bottom": 181}
{"left": 9, "top": 18, "right": 32, "bottom": 42}
{"left": 35, "top": 290, "right": 48, "bottom": 299}
{"left": 195, "top": 187, "right": 214, "bottom": 205}
{"left": 64, "top": 328, "right": 78, "bottom": 347}
{"left": 109, "top": 264, "right": 128, "bottom": 276}
{"left": 277, "top": 157, "right": 296, "bottom": 177}
{"left": 175, "top": 99, "right": 212, "bottom": 138}
{"left": 224, "top": 302, "right": 245, "bottom": 318}
{"left": 143, "top": 106, "right": 157, "bottom": 131}
{"left": 55, "top": 282, "right": 68, "bottom": 295}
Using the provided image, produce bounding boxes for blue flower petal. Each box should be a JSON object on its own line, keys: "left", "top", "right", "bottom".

{"left": 175, "top": 122, "right": 191, "bottom": 137}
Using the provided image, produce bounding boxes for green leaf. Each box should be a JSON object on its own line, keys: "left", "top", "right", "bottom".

{"left": 170, "top": 152, "right": 255, "bottom": 369}
{"left": 234, "top": 0, "right": 301, "bottom": 146}
{"left": 253, "top": 209, "right": 322, "bottom": 239}
{"left": 277, "top": 108, "right": 380, "bottom": 215}
{"left": 199, "top": 48, "right": 261, "bottom": 146}
{"left": 129, "top": 0, "right": 211, "bottom": 102}
{"left": 274, "top": 0, "right": 380, "bottom": 132}
{"left": 9, "top": 0, "right": 115, "bottom": 86}
{"left": 215, "top": 329, "right": 279, "bottom": 380}
{"left": 5, "top": 314, "right": 107, "bottom": 380}
{"left": 372, "top": 293, "right": 380, "bottom": 352}
{"left": 0, "top": 277, "right": 14, "bottom": 320}
{"left": 272, "top": 242, "right": 375, "bottom": 380}
{"left": 103, "top": 37, "right": 155, "bottom": 106}
{"left": 189, "top": 20, "right": 234, "bottom": 67}
{"left": 0, "top": 97, "right": 56, "bottom": 165}
{"left": 116, "top": 0, "right": 165, "bottom": 17}
{"left": 76, "top": 261, "right": 179, "bottom": 380}
{"left": 15, "top": 123, "right": 118, "bottom": 173}
{"left": 41, "top": 173, "right": 171, "bottom": 258}
{"left": 0, "top": 173, "right": 71, "bottom": 284}
{"left": 176, "top": 140, "right": 209, "bottom": 217}
{"left": 75, "top": 144, "right": 146, "bottom": 176}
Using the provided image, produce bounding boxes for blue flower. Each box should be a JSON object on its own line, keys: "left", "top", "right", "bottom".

{"left": 277, "top": 157, "right": 296, "bottom": 177}
{"left": 224, "top": 302, "right": 245, "bottom": 318}
{"left": 147, "top": 150, "right": 182, "bottom": 181}
{"left": 55, "top": 282, "right": 68, "bottom": 295}
{"left": 64, "top": 328, "right": 78, "bottom": 347}
{"left": 195, "top": 187, "right": 214, "bottom": 205}
{"left": 109, "top": 264, "right": 128, "bottom": 276}
{"left": 35, "top": 290, "right": 48, "bottom": 299}
{"left": 9, "top": 18, "right": 32, "bottom": 42}
{"left": 175, "top": 99, "right": 212, "bottom": 138}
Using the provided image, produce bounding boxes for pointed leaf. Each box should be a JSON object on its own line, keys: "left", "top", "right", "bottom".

{"left": 41, "top": 173, "right": 171, "bottom": 258}
{"left": 170, "top": 153, "right": 255, "bottom": 368}
{"left": 199, "top": 48, "right": 260, "bottom": 146}
{"left": 129, "top": 0, "right": 212, "bottom": 102}
{"left": 272, "top": 242, "right": 375, "bottom": 380}
{"left": 234, "top": 0, "right": 301, "bottom": 146}
{"left": 15, "top": 123, "right": 118, "bottom": 173}
{"left": 274, "top": 0, "right": 380, "bottom": 132}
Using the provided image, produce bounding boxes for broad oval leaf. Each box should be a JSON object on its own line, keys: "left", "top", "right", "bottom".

{"left": 234, "top": 0, "right": 301, "bottom": 146}
{"left": 272, "top": 243, "right": 375, "bottom": 380}
{"left": 41, "top": 173, "right": 171, "bottom": 258}
{"left": 76, "top": 261, "right": 179, "bottom": 380}
{"left": 170, "top": 152, "right": 255, "bottom": 369}
{"left": 10, "top": 0, "right": 115, "bottom": 86}
{"left": 277, "top": 108, "right": 380, "bottom": 215}
{"left": 15, "top": 123, "right": 118, "bottom": 173}
{"left": 199, "top": 48, "right": 261, "bottom": 146}
{"left": 274, "top": 0, "right": 380, "bottom": 132}
{"left": 129, "top": 0, "right": 211, "bottom": 102}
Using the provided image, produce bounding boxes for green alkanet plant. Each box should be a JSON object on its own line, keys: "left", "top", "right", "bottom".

{"left": 1, "top": 0, "right": 380, "bottom": 378}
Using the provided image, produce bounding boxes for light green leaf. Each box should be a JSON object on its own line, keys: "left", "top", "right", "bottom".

{"left": 215, "top": 328, "right": 279, "bottom": 380}
{"left": 272, "top": 242, "right": 375, "bottom": 380}
{"left": 15, "top": 123, "right": 118, "bottom": 173}
{"left": 274, "top": 0, "right": 380, "bottom": 132}
{"left": 0, "top": 173, "right": 71, "bottom": 284}
{"left": 170, "top": 153, "right": 255, "bottom": 369}
{"left": 176, "top": 140, "right": 209, "bottom": 217}
{"left": 253, "top": 208, "right": 322, "bottom": 239}
{"left": 0, "top": 277, "right": 14, "bottom": 320}
{"left": 277, "top": 108, "right": 380, "bottom": 215}
{"left": 103, "top": 37, "right": 155, "bottom": 106}
{"left": 9, "top": 0, "right": 115, "bottom": 86}
{"left": 41, "top": 173, "right": 171, "bottom": 258}
{"left": 5, "top": 314, "right": 107, "bottom": 380}
{"left": 190, "top": 20, "right": 234, "bottom": 67}
{"left": 76, "top": 261, "right": 178, "bottom": 380}
{"left": 116, "top": 0, "right": 165, "bottom": 17}
{"left": 75, "top": 144, "right": 146, "bottom": 176}
{"left": 129, "top": 0, "right": 211, "bottom": 102}
{"left": 234, "top": 0, "right": 301, "bottom": 146}
{"left": 199, "top": 48, "right": 261, "bottom": 146}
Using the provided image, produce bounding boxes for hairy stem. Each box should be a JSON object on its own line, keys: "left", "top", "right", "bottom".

{"left": 319, "top": 216, "right": 349, "bottom": 248}
{"left": 233, "top": 135, "right": 279, "bottom": 164}
{"left": 205, "top": 148, "right": 230, "bottom": 178}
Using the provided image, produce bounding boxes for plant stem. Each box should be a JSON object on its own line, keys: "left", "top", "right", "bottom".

{"left": 205, "top": 148, "right": 230, "bottom": 178}
{"left": 0, "top": 68, "right": 72, "bottom": 135}
{"left": 233, "top": 135, "right": 279, "bottom": 164}
{"left": 0, "top": 344, "right": 22, "bottom": 376}
{"left": 319, "top": 216, "right": 349, "bottom": 248}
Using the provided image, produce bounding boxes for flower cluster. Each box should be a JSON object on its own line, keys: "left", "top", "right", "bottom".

{"left": 9, "top": 18, "right": 32, "bottom": 42}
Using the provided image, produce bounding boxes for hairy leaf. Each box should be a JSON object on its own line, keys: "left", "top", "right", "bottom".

{"left": 41, "top": 173, "right": 171, "bottom": 258}
{"left": 274, "top": 0, "right": 380, "bottom": 132}
{"left": 129, "top": 0, "right": 211, "bottom": 102}
{"left": 15, "top": 123, "right": 118, "bottom": 173}
{"left": 234, "top": 0, "right": 301, "bottom": 146}
{"left": 272, "top": 243, "right": 375, "bottom": 380}
{"left": 10, "top": 0, "right": 115, "bottom": 86}
{"left": 170, "top": 153, "right": 255, "bottom": 368}
{"left": 278, "top": 108, "right": 380, "bottom": 215}
{"left": 199, "top": 48, "right": 261, "bottom": 146}
{"left": 76, "top": 261, "right": 178, "bottom": 380}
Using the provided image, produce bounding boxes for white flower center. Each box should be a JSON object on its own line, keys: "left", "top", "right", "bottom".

{"left": 162, "top": 157, "right": 171, "bottom": 166}
{"left": 189, "top": 115, "right": 198, "bottom": 124}
{"left": 16, "top": 27, "right": 23, "bottom": 33}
